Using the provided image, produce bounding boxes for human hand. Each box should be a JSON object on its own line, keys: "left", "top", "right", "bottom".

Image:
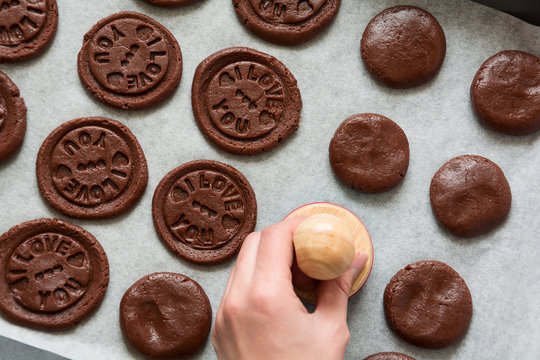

{"left": 212, "top": 217, "right": 369, "bottom": 360}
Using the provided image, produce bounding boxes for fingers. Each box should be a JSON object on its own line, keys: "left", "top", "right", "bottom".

{"left": 253, "top": 216, "right": 306, "bottom": 284}
{"left": 215, "top": 231, "right": 262, "bottom": 357}
{"left": 315, "top": 251, "right": 369, "bottom": 322}
{"left": 224, "top": 231, "right": 261, "bottom": 297}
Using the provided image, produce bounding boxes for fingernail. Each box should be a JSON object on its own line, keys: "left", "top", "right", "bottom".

{"left": 351, "top": 250, "right": 369, "bottom": 280}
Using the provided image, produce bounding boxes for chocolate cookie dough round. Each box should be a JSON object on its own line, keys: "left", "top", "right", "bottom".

{"left": 143, "top": 0, "right": 200, "bottom": 7}
{"left": 77, "top": 11, "right": 182, "bottom": 110}
{"left": 36, "top": 117, "right": 148, "bottom": 219}
{"left": 192, "top": 47, "right": 302, "bottom": 155}
{"left": 153, "top": 160, "right": 257, "bottom": 264}
{"left": 364, "top": 352, "right": 415, "bottom": 360}
{"left": 361, "top": 6, "right": 446, "bottom": 88}
{"left": 120, "top": 272, "right": 212, "bottom": 358}
{"left": 384, "top": 260, "right": 472, "bottom": 349}
{"left": 0, "top": 0, "right": 58, "bottom": 63}
{"left": 232, "top": 0, "right": 340, "bottom": 46}
{"left": 0, "top": 71, "right": 26, "bottom": 162}
{"left": 430, "top": 155, "right": 511, "bottom": 237}
{"left": 0, "top": 218, "right": 109, "bottom": 330}
{"left": 471, "top": 50, "right": 540, "bottom": 136}
{"left": 329, "top": 113, "right": 409, "bottom": 193}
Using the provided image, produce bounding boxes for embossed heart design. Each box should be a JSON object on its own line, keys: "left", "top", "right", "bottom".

{"left": 298, "top": 0, "right": 314, "bottom": 15}
{"left": 222, "top": 214, "right": 240, "bottom": 233}
{"left": 219, "top": 72, "right": 235, "bottom": 87}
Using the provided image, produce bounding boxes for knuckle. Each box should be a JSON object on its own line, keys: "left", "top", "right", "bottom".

{"left": 325, "top": 321, "right": 350, "bottom": 345}
{"left": 260, "top": 224, "right": 278, "bottom": 241}
{"left": 249, "top": 285, "right": 278, "bottom": 314}
{"left": 237, "top": 232, "right": 260, "bottom": 260}
{"left": 335, "top": 277, "right": 352, "bottom": 298}
{"left": 222, "top": 296, "right": 243, "bottom": 319}
{"left": 335, "top": 324, "right": 351, "bottom": 346}
{"left": 342, "top": 328, "right": 351, "bottom": 344}
{"left": 214, "top": 308, "right": 223, "bottom": 327}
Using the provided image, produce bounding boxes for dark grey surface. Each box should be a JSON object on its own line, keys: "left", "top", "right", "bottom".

{"left": 471, "top": 0, "right": 540, "bottom": 25}
{"left": 0, "top": 336, "right": 68, "bottom": 360}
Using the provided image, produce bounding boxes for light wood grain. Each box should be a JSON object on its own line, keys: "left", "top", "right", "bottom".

{"left": 285, "top": 202, "right": 374, "bottom": 303}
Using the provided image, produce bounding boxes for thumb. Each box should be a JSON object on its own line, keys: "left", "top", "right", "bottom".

{"left": 315, "top": 251, "right": 369, "bottom": 321}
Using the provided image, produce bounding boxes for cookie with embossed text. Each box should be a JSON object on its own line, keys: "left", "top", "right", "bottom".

{"left": 192, "top": 47, "right": 302, "bottom": 155}
{"left": 0, "top": 70, "right": 26, "bottom": 162}
{"left": 233, "top": 0, "right": 340, "bottom": 45}
{"left": 36, "top": 117, "right": 148, "bottom": 219}
{"left": 0, "top": 218, "right": 109, "bottom": 330}
{"left": 152, "top": 160, "right": 257, "bottom": 264}
{"left": 0, "top": 0, "right": 58, "bottom": 62}
{"left": 77, "top": 11, "right": 182, "bottom": 110}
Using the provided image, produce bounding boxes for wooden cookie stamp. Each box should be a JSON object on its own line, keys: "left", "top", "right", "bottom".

{"left": 285, "top": 202, "right": 374, "bottom": 303}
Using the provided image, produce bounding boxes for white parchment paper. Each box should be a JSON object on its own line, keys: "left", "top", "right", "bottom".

{"left": 0, "top": 0, "right": 539, "bottom": 359}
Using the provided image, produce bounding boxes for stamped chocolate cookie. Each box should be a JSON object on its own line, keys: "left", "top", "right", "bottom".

{"left": 329, "top": 113, "right": 409, "bottom": 193}
{"left": 361, "top": 6, "right": 446, "bottom": 88}
{"left": 232, "top": 0, "right": 340, "bottom": 46}
{"left": 0, "top": 218, "right": 109, "bottom": 330}
{"left": 0, "top": 0, "right": 58, "bottom": 62}
{"left": 471, "top": 50, "right": 540, "bottom": 136}
{"left": 384, "top": 261, "right": 472, "bottom": 349}
{"left": 77, "top": 11, "right": 182, "bottom": 110}
{"left": 430, "top": 155, "right": 511, "bottom": 237}
{"left": 0, "top": 71, "right": 26, "bottom": 162}
{"left": 152, "top": 160, "right": 257, "bottom": 264}
{"left": 36, "top": 117, "right": 148, "bottom": 219}
{"left": 143, "top": 0, "right": 200, "bottom": 7}
{"left": 120, "top": 272, "right": 212, "bottom": 358}
{"left": 364, "top": 352, "right": 415, "bottom": 360}
{"left": 192, "top": 47, "right": 302, "bottom": 155}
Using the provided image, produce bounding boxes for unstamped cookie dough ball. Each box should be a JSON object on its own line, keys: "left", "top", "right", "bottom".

{"left": 361, "top": 6, "right": 446, "bottom": 88}
{"left": 430, "top": 155, "right": 511, "bottom": 237}
{"left": 329, "top": 113, "right": 409, "bottom": 193}
{"left": 471, "top": 50, "right": 540, "bottom": 136}
{"left": 120, "top": 272, "right": 212, "bottom": 358}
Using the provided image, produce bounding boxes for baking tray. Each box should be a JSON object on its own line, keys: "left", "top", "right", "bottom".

{"left": 0, "top": 0, "right": 539, "bottom": 358}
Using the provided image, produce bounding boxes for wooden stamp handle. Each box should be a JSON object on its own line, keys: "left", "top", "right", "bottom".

{"left": 285, "top": 202, "right": 374, "bottom": 303}
{"left": 293, "top": 214, "right": 356, "bottom": 281}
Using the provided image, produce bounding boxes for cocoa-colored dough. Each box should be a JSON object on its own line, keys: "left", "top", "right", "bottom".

{"left": 0, "top": 218, "right": 109, "bottom": 330}
{"left": 36, "top": 117, "right": 148, "bottom": 219}
{"left": 329, "top": 113, "right": 409, "bottom": 193}
{"left": 364, "top": 352, "right": 415, "bottom": 360}
{"left": 152, "top": 160, "right": 257, "bottom": 264}
{"left": 361, "top": 6, "right": 446, "bottom": 88}
{"left": 77, "top": 11, "right": 182, "bottom": 110}
{"left": 232, "top": 0, "right": 341, "bottom": 46}
{"left": 192, "top": 47, "right": 302, "bottom": 155}
{"left": 0, "top": 70, "right": 26, "bottom": 162}
{"left": 0, "top": 0, "right": 58, "bottom": 63}
{"left": 143, "top": 0, "right": 200, "bottom": 7}
{"left": 430, "top": 155, "right": 511, "bottom": 237}
{"left": 384, "top": 260, "right": 472, "bottom": 349}
{"left": 471, "top": 50, "right": 540, "bottom": 136}
{"left": 120, "top": 272, "right": 212, "bottom": 359}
